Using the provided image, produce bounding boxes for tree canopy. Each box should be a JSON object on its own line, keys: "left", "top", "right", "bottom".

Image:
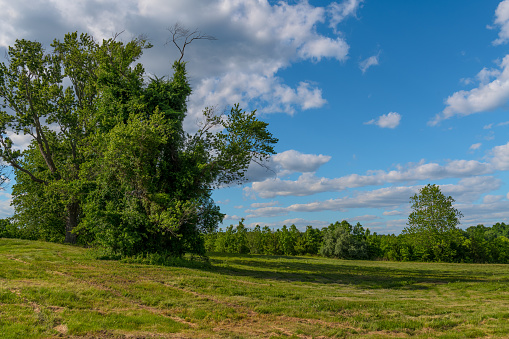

{"left": 0, "top": 31, "right": 277, "bottom": 256}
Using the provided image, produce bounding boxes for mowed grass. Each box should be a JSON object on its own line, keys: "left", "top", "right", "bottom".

{"left": 1, "top": 239, "right": 509, "bottom": 338}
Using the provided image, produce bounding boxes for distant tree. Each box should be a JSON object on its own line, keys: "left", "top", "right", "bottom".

{"left": 320, "top": 221, "right": 368, "bottom": 259}
{"left": 403, "top": 184, "right": 463, "bottom": 262}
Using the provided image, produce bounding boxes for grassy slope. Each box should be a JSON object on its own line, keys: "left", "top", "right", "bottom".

{"left": 1, "top": 239, "right": 509, "bottom": 338}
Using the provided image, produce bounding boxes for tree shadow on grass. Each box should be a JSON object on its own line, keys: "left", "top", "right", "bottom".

{"left": 207, "top": 253, "right": 500, "bottom": 290}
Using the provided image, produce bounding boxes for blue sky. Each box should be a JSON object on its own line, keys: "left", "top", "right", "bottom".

{"left": 1, "top": 0, "right": 509, "bottom": 233}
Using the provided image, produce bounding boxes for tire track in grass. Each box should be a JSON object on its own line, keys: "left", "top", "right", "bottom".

{"left": 157, "top": 279, "right": 362, "bottom": 338}
{"left": 47, "top": 269, "right": 197, "bottom": 328}
{"left": 5, "top": 255, "right": 30, "bottom": 265}
{"left": 45, "top": 252, "right": 198, "bottom": 329}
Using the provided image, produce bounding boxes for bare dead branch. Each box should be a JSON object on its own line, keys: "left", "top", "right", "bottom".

{"left": 167, "top": 23, "right": 217, "bottom": 62}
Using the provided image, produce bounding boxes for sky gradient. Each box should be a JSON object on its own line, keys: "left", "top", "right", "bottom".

{"left": 1, "top": 0, "right": 509, "bottom": 234}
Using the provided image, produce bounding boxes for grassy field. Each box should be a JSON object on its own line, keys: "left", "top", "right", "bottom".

{"left": 1, "top": 239, "right": 509, "bottom": 338}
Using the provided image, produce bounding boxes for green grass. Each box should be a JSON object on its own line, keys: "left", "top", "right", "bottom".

{"left": 1, "top": 239, "right": 509, "bottom": 338}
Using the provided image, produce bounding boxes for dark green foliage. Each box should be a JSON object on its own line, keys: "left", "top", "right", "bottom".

{"left": 295, "top": 225, "right": 322, "bottom": 255}
{"left": 0, "top": 32, "right": 277, "bottom": 257}
{"left": 0, "top": 219, "right": 15, "bottom": 238}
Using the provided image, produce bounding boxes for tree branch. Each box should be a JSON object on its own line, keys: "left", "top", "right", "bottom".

{"left": 167, "top": 23, "right": 217, "bottom": 62}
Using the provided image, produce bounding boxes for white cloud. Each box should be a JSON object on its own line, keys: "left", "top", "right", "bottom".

{"left": 456, "top": 198, "right": 509, "bottom": 226}
{"left": 0, "top": 191, "right": 13, "bottom": 219}
{"left": 246, "top": 178, "right": 500, "bottom": 219}
{"left": 477, "top": 67, "right": 501, "bottom": 84}
{"left": 348, "top": 214, "right": 380, "bottom": 222}
{"left": 460, "top": 77, "right": 473, "bottom": 85}
{"left": 365, "top": 112, "right": 401, "bottom": 129}
{"left": 490, "top": 141, "right": 509, "bottom": 170}
{"left": 0, "top": 0, "right": 349, "bottom": 134}
{"left": 433, "top": 55, "right": 509, "bottom": 125}
{"left": 433, "top": 0, "right": 509, "bottom": 126}
{"left": 246, "top": 142, "right": 509, "bottom": 199}
{"left": 440, "top": 176, "right": 502, "bottom": 203}
{"left": 383, "top": 210, "right": 403, "bottom": 216}
{"left": 359, "top": 54, "right": 379, "bottom": 73}
{"left": 5, "top": 131, "right": 32, "bottom": 151}
{"left": 223, "top": 214, "right": 242, "bottom": 221}
{"left": 493, "top": 0, "right": 509, "bottom": 45}
{"left": 483, "top": 194, "right": 504, "bottom": 204}
{"left": 469, "top": 143, "right": 482, "bottom": 151}
{"left": 243, "top": 149, "right": 332, "bottom": 184}
{"left": 250, "top": 201, "right": 279, "bottom": 209}
{"left": 328, "top": 0, "right": 364, "bottom": 32}
{"left": 298, "top": 36, "right": 349, "bottom": 62}
{"left": 272, "top": 150, "right": 331, "bottom": 173}
{"left": 246, "top": 185, "right": 418, "bottom": 218}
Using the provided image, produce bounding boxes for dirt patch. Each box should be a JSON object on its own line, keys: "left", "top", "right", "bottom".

{"left": 55, "top": 324, "right": 69, "bottom": 334}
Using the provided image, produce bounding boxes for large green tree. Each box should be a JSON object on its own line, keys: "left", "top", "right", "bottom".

{"left": 0, "top": 31, "right": 277, "bottom": 256}
{"left": 403, "top": 184, "right": 463, "bottom": 261}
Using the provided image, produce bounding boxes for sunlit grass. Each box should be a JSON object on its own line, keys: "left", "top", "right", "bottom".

{"left": 1, "top": 239, "right": 509, "bottom": 338}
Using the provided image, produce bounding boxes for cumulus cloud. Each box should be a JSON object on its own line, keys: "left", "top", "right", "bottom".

{"left": 0, "top": 0, "right": 351, "bottom": 134}
{"left": 365, "top": 112, "right": 401, "bottom": 129}
{"left": 272, "top": 150, "right": 331, "bottom": 173}
{"left": 493, "top": 0, "right": 509, "bottom": 45}
{"left": 431, "top": 1, "right": 509, "bottom": 125}
{"left": 359, "top": 54, "right": 379, "bottom": 73}
{"left": 490, "top": 141, "right": 509, "bottom": 170}
{"left": 432, "top": 55, "right": 509, "bottom": 125}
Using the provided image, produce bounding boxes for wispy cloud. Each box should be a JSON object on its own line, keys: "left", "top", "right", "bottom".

{"left": 328, "top": 0, "right": 364, "bottom": 32}
{"left": 469, "top": 143, "right": 482, "bottom": 151}
{"left": 359, "top": 53, "right": 379, "bottom": 73}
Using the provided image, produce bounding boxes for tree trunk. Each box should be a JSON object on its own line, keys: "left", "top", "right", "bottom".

{"left": 65, "top": 202, "right": 80, "bottom": 244}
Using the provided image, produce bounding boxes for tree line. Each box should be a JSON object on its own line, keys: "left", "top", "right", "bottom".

{"left": 202, "top": 219, "right": 509, "bottom": 263}
{"left": 204, "top": 185, "right": 509, "bottom": 263}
